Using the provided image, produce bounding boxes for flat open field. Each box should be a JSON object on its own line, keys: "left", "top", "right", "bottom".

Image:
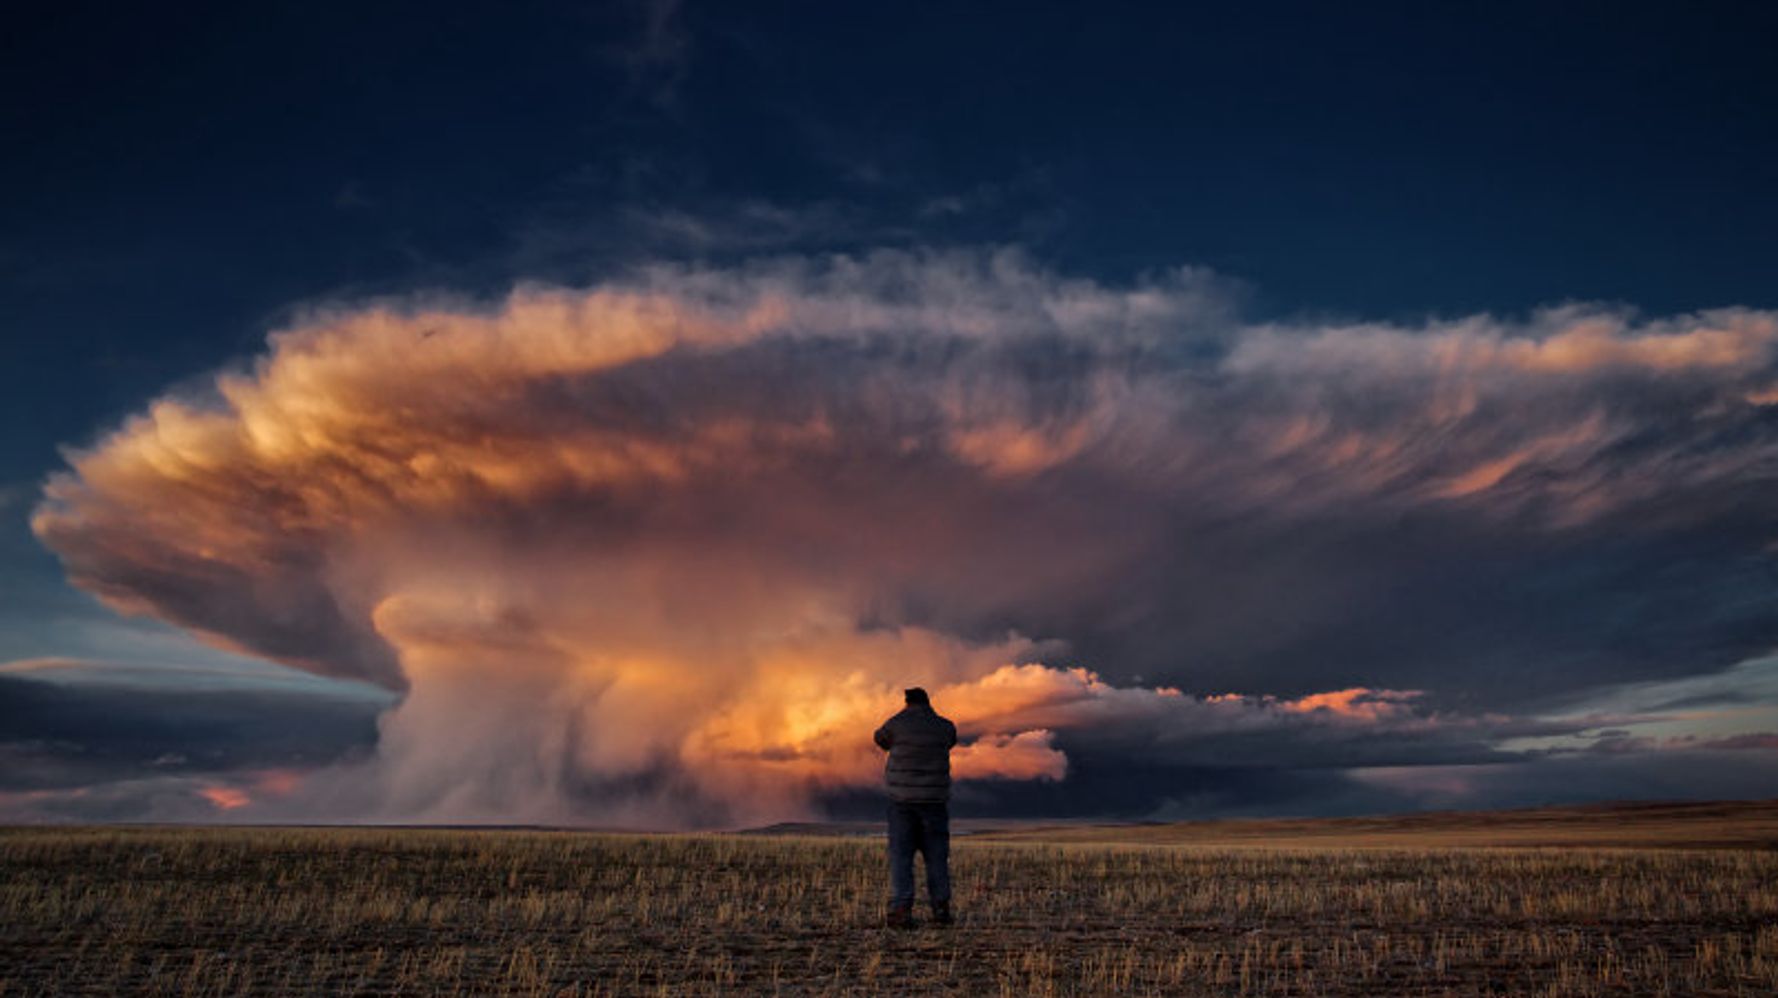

{"left": 970, "top": 799, "right": 1778, "bottom": 850}
{"left": 3, "top": 803, "right": 1776, "bottom": 996}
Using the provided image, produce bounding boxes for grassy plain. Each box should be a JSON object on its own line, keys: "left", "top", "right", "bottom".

{"left": 2, "top": 801, "right": 1776, "bottom": 996}
{"left": 971, "top": 799, "right": 1778, "bottom": 850}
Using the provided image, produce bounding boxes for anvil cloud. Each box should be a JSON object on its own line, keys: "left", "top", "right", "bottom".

{"left": 30, "top": 250, "right": 1778, "bottom": 825}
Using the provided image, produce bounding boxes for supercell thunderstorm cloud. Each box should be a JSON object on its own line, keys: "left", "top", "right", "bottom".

{"left": 28, "top": 250, "right": 1778, "bottom": 826}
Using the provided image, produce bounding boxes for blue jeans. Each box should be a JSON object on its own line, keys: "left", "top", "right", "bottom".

{"left": 888, "top": 801, "right": 950, "bottom": 907}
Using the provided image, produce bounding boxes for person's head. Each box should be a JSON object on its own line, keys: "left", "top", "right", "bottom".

{"left": 904, "top": 687, "right": 930, "bottom": 708}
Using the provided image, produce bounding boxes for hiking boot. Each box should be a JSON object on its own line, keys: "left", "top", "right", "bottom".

{"left": 885, "top": 903, "right": 916, "bottom": 929}
{"left": 930, "top": 901, "right": 953, "bottom": 926}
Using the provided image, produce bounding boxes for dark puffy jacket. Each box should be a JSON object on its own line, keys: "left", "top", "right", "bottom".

{"left": 873, "top": 705, "right": 958, "bottom": 803}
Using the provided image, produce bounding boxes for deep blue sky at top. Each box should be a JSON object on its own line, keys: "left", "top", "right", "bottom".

{"left": 4, "top": 1, "right": 1777, "bottom": 641}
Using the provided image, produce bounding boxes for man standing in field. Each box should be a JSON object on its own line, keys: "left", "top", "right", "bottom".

{"left": 873, "top": 687, "right": 958, "bottom": 928}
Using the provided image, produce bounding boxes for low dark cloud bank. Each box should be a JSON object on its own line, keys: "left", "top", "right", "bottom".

{"left": 21, "top": 250, "right": 1778, "bottom": 825}
{"left": 0, "top": 669, "right": 379, "bottom": 821}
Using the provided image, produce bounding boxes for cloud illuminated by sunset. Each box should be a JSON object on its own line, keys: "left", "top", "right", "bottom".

{"left": 30, "top": 251, "right": 1778, "bottom": 826}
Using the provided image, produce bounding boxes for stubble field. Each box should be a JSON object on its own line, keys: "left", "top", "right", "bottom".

{"left": 2, "top": 807, "right": 1776, "bottom": 996}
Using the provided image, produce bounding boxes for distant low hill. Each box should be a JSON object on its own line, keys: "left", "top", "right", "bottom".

{"left": 741, "top": 799, "right": 1778, "bottom": 849}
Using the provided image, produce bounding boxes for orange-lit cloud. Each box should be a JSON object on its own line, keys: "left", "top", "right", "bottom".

{"left": 191, "top": 770, "right": 301, "bottom": 814}
{"left": 198, "top": 785, "right": 250, "bottom": 811}
{"left": 953, "top": 731, "right": 1067, "bottom": 781}
{"left": 30, "top": 251, "right": 1778, "bottom": 826}
{"left": 1277, "top": 688, "right": 1420, "bottom": 721}
{"left": 252, "top": 769, "right": 304, "bottom": 796}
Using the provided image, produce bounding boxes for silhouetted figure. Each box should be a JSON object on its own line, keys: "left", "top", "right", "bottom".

{"left": 873, "top": 687, "right": 958, "bottom": 928}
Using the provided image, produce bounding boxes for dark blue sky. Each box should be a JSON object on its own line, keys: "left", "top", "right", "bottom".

{"left": 8, "top": 1, "right": 1778, "bottom": 483}
{"left": 6, "top": 1, "right": 1778, "bottom": 824}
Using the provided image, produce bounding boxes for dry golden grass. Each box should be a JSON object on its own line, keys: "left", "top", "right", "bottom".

{"left": 2, "top": 821, "right": 1775, "bottom": 995}
{"left": 971, "top": 799, "right": 1778, "bottom": 850}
